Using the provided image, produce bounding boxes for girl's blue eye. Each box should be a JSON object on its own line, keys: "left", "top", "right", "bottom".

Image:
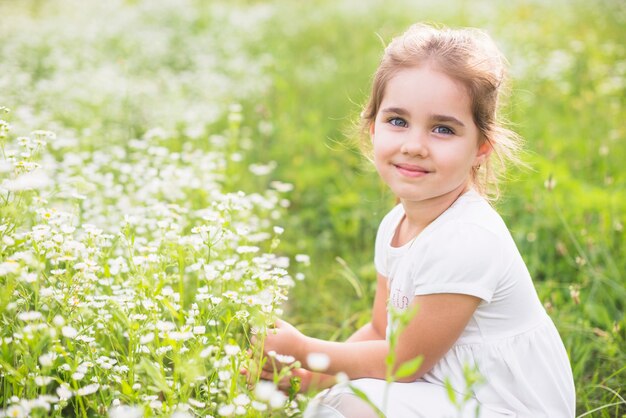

{"left": 434, "top": 125, "right": 454, "bottom": 135}
{"left": 388, "top": 117, "right": 407, "bottom": 127}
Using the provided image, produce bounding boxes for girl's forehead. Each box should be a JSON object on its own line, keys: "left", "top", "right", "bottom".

{"left": 381, "top": 66, "right": 472, "bottom": 115}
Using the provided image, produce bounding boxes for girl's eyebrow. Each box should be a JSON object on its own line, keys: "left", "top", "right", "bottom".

{"left": 380, "top": 107, "right": 410, "bottom": 116}
{"left": 430, "top": 114, "right": 465, "bottom": 127}
{"left": 380, "top": 108, "right": 466, "bottom": 128}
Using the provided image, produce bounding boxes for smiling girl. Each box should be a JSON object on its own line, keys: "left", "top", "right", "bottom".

{"left": 254, "top": 23, "right": 575, "bottom": 417}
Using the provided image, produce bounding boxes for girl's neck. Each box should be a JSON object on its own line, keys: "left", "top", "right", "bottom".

{"left": 395, "top": 184, "right": 470, "bottom": 246}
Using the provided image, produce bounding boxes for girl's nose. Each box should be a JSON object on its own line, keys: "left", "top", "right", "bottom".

{"left": 400, "top": 131, "right": 429, "bottom": 157}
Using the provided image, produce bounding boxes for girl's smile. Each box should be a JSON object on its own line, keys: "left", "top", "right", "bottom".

{"left": 393, "top": 162, "right": 432, "bottom": 178}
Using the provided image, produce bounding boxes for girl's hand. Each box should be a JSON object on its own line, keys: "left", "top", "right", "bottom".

{"left": 258, "top": 367, "right": 313, "bottom": 394}
{"left": 257, "top": 319, "right": 308, "bottom": 362}
{"left": 248, "top": 319, "right": 312, "bottom": 390}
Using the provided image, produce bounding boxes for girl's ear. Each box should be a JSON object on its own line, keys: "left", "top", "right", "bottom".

{"left": 369, "top": 122, "right": 375, "bottom": 141}
{"left": 475, "top": 139, "right": 493, "bottom": 166}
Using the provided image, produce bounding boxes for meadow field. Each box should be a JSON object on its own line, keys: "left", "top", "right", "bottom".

{"left": 0, "top": 0, "right": 624, "bottom": 416}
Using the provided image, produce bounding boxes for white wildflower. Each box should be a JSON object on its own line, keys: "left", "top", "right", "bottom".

{"left": 223, "top": 291, "right": 238, "bottom": 300}
{"left": 272, "top": 257, "right": 290, "bottom": 268}
{"left": 269, "top": 391, "right": 287, "bottom": 409}
{"left": 17, "top": 311, "right": 43, "bottom": 322}
{"left": 26, "top": 397, "right": 52, "bottom": 411}
{"left": 233, "top": 394, "right": 250, "bottom": 406}
{"left": 77, "top": 383, "right": 99, "bottom": 396}
{"left": 168, "top": 331, "right": 193, "bottom": 341}
{"left": 335, "top": 372, "right": 349, "bottom": 385}
{"left": 170, "top": 411, "right": 193, "bottom": 418}
{"left": 274, "top": 353, "right": 296, "bottom": 365}
{"left": 248, "top": 161, "right": 276, "bottom": 176}
{"left": 255, "top": 290, "right": 273, "bottom": 306}
{"left": 62, "top": 326, "right": 78, "bottom": 339}
{"left": 4, "top": 404, "right": 26, "bottom": 418}
{"left": 156, "top": 321, "right": 176, "bottom": 332}
{"left": 187, "top": 398, "right": 205, "bottom": 408}
{"left": 0, "top": 260, "right": 20, "bottom": 275}
{"left": 139, "top": 333, "right": 154, "bottom": 345}
{"left": 251, "top": 401, "right": 267, "bottom": 412}
{"left": 4, "top": 171, "right": 51, "bottom": 191}
{"left": 200, "top": 346, "right": 215, "bottom": 358}
{"left": 34, "top": 376, "right": 53, "bottom": 386}
{"left": 223, "top": 344, "right": 240, "bottom": 356}
{"left": 108, "top": 405, "right": 143, "bottom": 418}
{"left": 217, "top": 404, "right": 235, "bottom": 416}
{"left": 236, "top": 245, "right": 259, "bottom": 254}
{"left": 254, "top": 381, "right": 276, "bottom": 401}
{"left": 306, "top": 352, "right": 330, "bottom": 372}
{"left": 39, "top": 352, "right": 57, "bottom": 367}
{"left": 156, "top": 346, "right": 172, "bottom": 356}
{"left": 19, "top": 272, "right": 37, "bottom": 283}
{"left": 295, "top": 254, "right": 310, "bottom": 265}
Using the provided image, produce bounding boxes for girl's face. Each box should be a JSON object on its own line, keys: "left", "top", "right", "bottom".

{"left": 371, "top": 65, "right": 490, "bottom": 206}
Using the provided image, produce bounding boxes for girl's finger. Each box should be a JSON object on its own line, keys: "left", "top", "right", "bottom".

{"left": 262, "top": 362, "right": 276, "bottom": 373}
{"left": 259, "top": 369, "right": 274, "bottom": 381}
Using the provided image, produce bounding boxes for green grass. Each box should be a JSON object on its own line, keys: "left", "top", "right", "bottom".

{"left": 0, "top": 0, "right": 624, "bottom": 415}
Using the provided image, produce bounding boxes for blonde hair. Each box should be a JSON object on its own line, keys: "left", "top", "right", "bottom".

{"left": 359, "top": 23, "right": 523, "bottom": 200}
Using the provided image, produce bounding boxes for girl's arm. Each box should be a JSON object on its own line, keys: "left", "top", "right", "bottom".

{"left": 274, "top": 274, "right": 389, "bottom": 391}
{"left": 262, "top": 291, "right": 481, "bottom": 383}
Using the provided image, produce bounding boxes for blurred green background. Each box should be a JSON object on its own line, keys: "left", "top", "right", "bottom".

{"left": 1, "top": 0, "right": 624, "bottom": 415}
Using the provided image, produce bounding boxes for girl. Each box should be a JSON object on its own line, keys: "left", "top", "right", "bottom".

{"left": 254, "top": 23, "right": 576, "bottom": 417}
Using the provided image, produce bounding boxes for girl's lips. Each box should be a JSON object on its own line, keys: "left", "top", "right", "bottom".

{"left": 394, "top": 163, "right": 431, "bottom": 178}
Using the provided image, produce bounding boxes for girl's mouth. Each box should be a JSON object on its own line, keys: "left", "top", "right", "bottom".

{"left": 394, "top": 163, "right": 431, "bottom": 178}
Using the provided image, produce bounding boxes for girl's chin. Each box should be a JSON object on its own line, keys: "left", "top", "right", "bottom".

{"left": 394, "top": 191, "right": 460, "bottom": 205}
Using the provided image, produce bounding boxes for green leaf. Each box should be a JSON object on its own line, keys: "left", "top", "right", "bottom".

{"left": 444, "top": 378, "right": 457, "bottom": 406}
{"left": 385, "top": 352, "right": 394, "bottom": 367}
{"left": 161, "top": 299, "right": 180, "bottom": 321}
{"left": 121, "top": 380, "right": 133, "bottom": 396}
{"left": 137, "top": 358, "right": 171, "bottom": 396}
{"left": 288, "top": 376, "right": 301, "bottom": 402}
{"left": 348, "top": 384, "right": 386, "bottom": 418}
{"left": 0, "top": 358, "right": 24, "bottom": 381}
{"left": 335, "top": 257, "right": 364, "bottom": 298}
{"left": 393, "top": 356, "right": 423, "bottom": 380}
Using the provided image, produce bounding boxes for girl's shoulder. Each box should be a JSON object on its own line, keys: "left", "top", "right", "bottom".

{"left": 410, "top": 190, "right": 514, "bottom": 263}
{"left": 377, "top": 202, "right": 405, "bottom": 231}
{"left": 438, "top": 189, "right": 508, "bottom": 237}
